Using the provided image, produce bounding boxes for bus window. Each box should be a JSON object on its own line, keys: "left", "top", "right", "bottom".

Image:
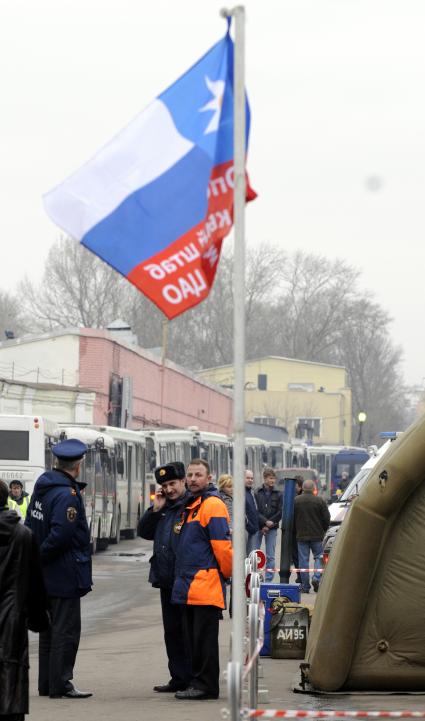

{"left": 0, "top": 430, "right": 29, "bottom": 461}
{"left": 145, "top": 438, "right": 156, "bottom": 472}
{"left": 159, "top": 443, "right": 167, "bottom": 465}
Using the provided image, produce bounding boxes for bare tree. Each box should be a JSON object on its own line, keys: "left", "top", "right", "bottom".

{"left": 17, "top": 238, "right": 408, "bottom": 442}
{"left": 19, "top": 237, "right": 128, "bottom": 330}
{"left": 0, "top": 291, "right": 28, "bottom": 340}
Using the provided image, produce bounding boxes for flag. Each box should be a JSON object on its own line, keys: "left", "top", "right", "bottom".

{"left": 44, "top": 27, "right": 255, "bottom": 319}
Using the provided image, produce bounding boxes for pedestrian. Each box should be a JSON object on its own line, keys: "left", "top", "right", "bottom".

{"left": 217, "top": 473, "right": 233, "bottom": 531}
{"left": 245, "top": 469, "right": 259, "bottom": 555}
{"left": 7, "top": 480, "right": 31, "bottom": 521}
{"left": 137, "top": 461, "right": 191, "bottom": 694}
{"left": 336, "top": 470, "right": 350, "bottom": 498}
{"left": 25, "top": 438, "right": 93, "bottom": 699}
{"left": 294, "top": 478, "right": 330, "bottom": 593}
{"left": 172, "top": 458, "right": 232, "bottom": 700}
{"left": 217, "top": 473, "right": 234, "bottom": 617}
{"left": 292, "top": 476, "right": 304, "bottom": 583}
{"left": 0, "top": 479, "right": 50, "bottom": 721}
{"left": 255, "top": 467, "right": 282, "bottom": 583}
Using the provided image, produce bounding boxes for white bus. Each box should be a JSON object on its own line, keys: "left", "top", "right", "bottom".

{"left": 60, "top": 424, "right": 147, "bottom": 547}
{"left": 0, "top": 414, "right": 60, "bottom": 493}
{"left": 90, "top": 425, "right": 146, "bottom": 539}
{"left": 139, "top": 428, "right": 232, "bottom": 500}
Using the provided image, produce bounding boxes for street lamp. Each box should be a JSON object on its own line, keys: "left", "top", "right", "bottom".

{"left": 357, "top": 411, "right": 367, "bottom": 446}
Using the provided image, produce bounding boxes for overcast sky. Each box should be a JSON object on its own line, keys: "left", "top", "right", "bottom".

{"left": 2, "top": 0, "right": 425, "bottom": 386}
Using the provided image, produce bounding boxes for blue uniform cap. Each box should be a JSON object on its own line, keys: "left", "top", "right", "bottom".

{"left": 52, "top": 438, "right": 88, "bottom": 461}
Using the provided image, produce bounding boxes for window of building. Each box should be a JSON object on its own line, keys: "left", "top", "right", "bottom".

{"left": 257, "top": 374, "right": 267, "bottom": 390}
{"left": 253, "top": 416, "right": 277, "bottom": 426}
{"left": 288, "top": 382, "right": 315, "bottom": 392}
{"left": 296, "top": 417, "right": 321, "bottom": 439}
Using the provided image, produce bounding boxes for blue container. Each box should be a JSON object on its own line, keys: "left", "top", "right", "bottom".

{"left": 260, "top": 583, "right": 301, "bottom": 656}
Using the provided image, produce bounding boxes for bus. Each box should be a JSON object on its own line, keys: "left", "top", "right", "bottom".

{"left": 90, "top": 425, "right": 146, "bottom": 539}
{"left": 0, "top": 414, "right": 60, "bottom": 493}
{"left": 139, "top": 428, "right": 232, "bottom": 501}
{"left": 331, "top": 447, "right": 370, "bottom": 501}
{"left": 307, "top": 444, "right": 370, "bottom": 501}
{"left": 59, "top": 426, "right": 117, "bottom": 552}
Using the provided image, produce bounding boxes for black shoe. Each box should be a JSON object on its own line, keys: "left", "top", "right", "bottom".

{"left": 153, "top": 681, "right": 187, "bottom": 692}
{"left": 175, "top": 686, "right": 218, "bottom": 700}
{"left": 50, "top": 688, "right": 93, "bottom": 698}
{"left": 302, "top": 588, "right": 310, "bottom": 594}
{"left": 312, "top": 579, "right": 320, "bottom": 593}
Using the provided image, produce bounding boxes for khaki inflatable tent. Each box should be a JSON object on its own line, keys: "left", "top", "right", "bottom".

{"left": 304, "top": 413, "right": 425, "bottom": 691}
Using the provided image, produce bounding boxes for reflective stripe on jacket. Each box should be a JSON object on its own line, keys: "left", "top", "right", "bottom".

{"left": 172, "top": 485, "right": 232, "bottom": 609}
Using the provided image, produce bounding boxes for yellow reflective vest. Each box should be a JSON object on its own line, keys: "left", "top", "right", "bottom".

{"left": 8, "top": 494, "right": 31, "bottom": 520}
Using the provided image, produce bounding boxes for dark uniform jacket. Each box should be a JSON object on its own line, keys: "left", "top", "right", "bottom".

{"left": 0, "top": 507, "right": 49, "bottom": 716}
{"left": 245, "top": 487, "right": 259, "bottom": 535}
{"left": 172, "top": 485, "right": 232, "bottom": 609}
{"left": 137, "top": 490, "right": 190, "bottom": 589}
{"left": 255, "top": 486, "right": 283, "bottom": 529}
{"left": 25, "top": 469, "right": 92, "bottom": 598}
{"left": 293, "top": 492, "right": 331, "bottom": 541}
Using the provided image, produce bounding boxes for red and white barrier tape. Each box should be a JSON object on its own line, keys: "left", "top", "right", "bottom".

{"left": 266, "top": 568, "right": 323, "bottom": 573}
{"left": 244, "top": 712, "right": 425, "bottom": 719}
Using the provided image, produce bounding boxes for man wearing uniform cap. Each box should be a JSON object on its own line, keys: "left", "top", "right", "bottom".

{"left": 26, "top": 438, "right": 93, "bottom": 699}
{"left": 138, "top": 461, "right": 191, "bottom": 693}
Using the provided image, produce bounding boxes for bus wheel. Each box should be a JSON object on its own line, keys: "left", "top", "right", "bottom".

{"left": 121, "top": 528, "right": 136, "bottom": 540}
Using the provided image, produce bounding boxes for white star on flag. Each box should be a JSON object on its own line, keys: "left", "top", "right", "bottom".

{"left": 199, "top": 76, "right": 225, "bottom": 135}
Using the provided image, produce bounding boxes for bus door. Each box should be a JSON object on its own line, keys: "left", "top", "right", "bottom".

{"left": 136, "top": 444, "right": 145, "bottom": 514}
{"left": 82, "top": 447, "right": 95, "bottom": 538}
{"left": 101, "top": 448, "right": 114, "bottom": 538}
{"left": 127, "top": 444, "right": 133, "bottom": 527}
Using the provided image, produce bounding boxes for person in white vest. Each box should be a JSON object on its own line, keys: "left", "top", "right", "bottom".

{"left": 7, "top": 480, "right": 31, "bottom": 521}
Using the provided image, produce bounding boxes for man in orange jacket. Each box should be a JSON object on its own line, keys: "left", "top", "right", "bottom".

{"left": 172, "top": 458, "right": 232, "bottom": 700}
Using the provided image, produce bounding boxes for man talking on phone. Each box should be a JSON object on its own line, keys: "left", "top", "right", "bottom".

{"left": 137, "top": 462, "right": 190, "bottom": 693}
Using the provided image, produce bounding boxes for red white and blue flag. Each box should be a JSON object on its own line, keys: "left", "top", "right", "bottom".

{"left": 44, "top": 28, "right": 255, "bottom": 319}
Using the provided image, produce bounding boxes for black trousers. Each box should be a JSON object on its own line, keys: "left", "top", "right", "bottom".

{"left": 160, "top": 587, "right": 191, "bottom": 687}
{"left": 38, "top": 596, "right": 81, "bottom": 696}
{"left": 1, "top": 715, "right": 24, "bottom": 720}
{"left": 182, "top": 604, "right": 221, "bottom": 698}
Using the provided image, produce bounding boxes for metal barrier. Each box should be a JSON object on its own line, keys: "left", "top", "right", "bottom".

{"left": 225, "top": 550, "right": 266, "bottom": 720}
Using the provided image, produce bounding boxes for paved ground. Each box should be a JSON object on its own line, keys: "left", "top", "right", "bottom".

{"left": 27, "top": 537, "right": 425, "bottom": 721}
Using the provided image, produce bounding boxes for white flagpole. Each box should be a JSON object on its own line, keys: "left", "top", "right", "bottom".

{"left": 221, "top": 5, "right": 246, "bottom": 711}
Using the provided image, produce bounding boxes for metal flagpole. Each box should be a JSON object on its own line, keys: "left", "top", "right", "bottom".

{"left": 221, "top": 5, "right": 246, "bottom": 716}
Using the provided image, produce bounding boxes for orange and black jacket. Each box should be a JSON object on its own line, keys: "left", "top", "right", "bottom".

{"left": 171, "top": 485, "right": 233, "bottom": 609}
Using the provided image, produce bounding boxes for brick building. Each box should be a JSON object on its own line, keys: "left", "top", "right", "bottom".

{"left": 0, "top": 328, "right": 233, "bottom": 434}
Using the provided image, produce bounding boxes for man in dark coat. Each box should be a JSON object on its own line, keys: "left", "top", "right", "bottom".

{"left": 255, "top": 467, "right": 282, "bottom": 582}
{"left": 25, "top": 438, "right": 93, "bottom": 699}
{"left": 294, "top": 479, "right": 330, "bottom": 593}
{"left": 0, "top": 479, "right": 49, "bottom": 721}
{"left": 137, "top": 461, "right": 191, "bottom": 693}
{"left": 245, "top": 469, "right": 259, "bottom": 555}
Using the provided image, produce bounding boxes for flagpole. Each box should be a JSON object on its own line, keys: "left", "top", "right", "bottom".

{"left": 221, "top": 4, "right": 246, "bottom": 713}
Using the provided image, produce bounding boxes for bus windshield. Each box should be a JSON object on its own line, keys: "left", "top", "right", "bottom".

{"left": 0, "top": 430, "right": 30, "bottom": 460}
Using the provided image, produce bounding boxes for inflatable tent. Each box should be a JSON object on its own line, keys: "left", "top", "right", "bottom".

{"left": 304, "top": 413, "right": 425, "bottom": 691}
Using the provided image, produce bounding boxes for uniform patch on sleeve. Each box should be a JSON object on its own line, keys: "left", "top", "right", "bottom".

{"left": 67, "top": 507, "right": 77, "bottom": 522}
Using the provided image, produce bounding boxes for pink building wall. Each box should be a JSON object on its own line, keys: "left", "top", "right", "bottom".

{"left": 78, "top": 329, "right": 233, "bottom": 434}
